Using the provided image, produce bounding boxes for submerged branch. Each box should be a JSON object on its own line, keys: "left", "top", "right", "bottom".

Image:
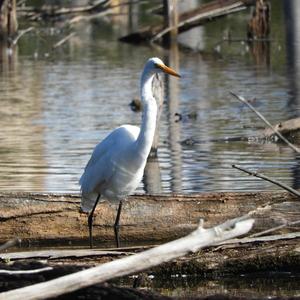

{"left": 52, "top": 32, "right": 76, "bottom": 49}
{"left": 11, "top": 27, "right": 34, "bottom": 46}
{"left": 232, "top": 164, "right": 300, "bottom": 198}
{"left": 230, "top": 91, "right": 300, "bottom": 153}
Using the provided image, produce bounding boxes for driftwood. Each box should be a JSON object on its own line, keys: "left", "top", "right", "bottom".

{"left": 0, "top": 232, "right": 298, "bottom": 273}
{"left": 180, "top": 116, "right": 300, "bottom": 145}
{"left": 0, "top": 234, "right": 298, "bottom": 277}
{"left": 0, "top": 217, "right": 254, "bottom": 300}
{"left": 120, "top": 0, "right": 255, "bottom": 43}
{"left": 261, "top": 117, "right": 300, "bottom": 143}
{"left": 230, "top": 91, "right": 300, "bottom": 152}
{"left": 0, "top": 192, "right": 299, "bottom": 244}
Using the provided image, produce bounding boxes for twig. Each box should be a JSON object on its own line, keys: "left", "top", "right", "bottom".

{"left": 11, "top": 27, "right": 34, "bottom": 46}
{"left": 0, "top": 217, "right": 254, "bottom": 300}
{"left": 230, "top": 91, "right": 300, "bottom": 153}
{"left": 232, "top": 164, "right": 300, "bottom": 198}
{"left": 249, "top": 220, "right": 300, "bottom": 238}
{"left": 0, "top": 267, "right": 53, "bottom": 275}
{"left": 0, "top": 238, "right": 21, "bottom": 252}
{"left": 52, "top": 32, "right": 76, "bottom": 50}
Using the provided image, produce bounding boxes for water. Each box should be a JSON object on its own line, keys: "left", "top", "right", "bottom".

{"left": 0, "top": 1, "right": 299, "bottom": 195}
{"left": 118, "top": 272, "right": 300, "bottom": 298}
{"left": 0, "top": 2, "right": 299, "bottom": 297}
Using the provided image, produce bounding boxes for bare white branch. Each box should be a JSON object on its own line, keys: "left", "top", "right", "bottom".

{"left": 0, "top": 217, "right": 254, "bottom": 300}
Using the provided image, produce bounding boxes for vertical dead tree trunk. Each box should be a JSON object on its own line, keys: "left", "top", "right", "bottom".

{"left": 247, "top": 0, "right": 270, "bottom": 39}
{"left": 163, "top": 0, "right": 178, "bottom": 46}
{"left": 166, "top": 44, "right": 181, "bottom": 192}
{"left": 0, "top": 0, "right": 18, "bottom": 40}
{"left": 247, "top": 0, "right": 270, "bottom": 66}
{"left": 150, "top": 0, "right": 179, "bottom": 154}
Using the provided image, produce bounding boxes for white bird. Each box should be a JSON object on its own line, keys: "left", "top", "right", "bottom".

{"left": 79, "top": 57, "right": 180, "bottom": 248}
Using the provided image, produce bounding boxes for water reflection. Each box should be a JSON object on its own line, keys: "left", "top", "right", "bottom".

{"left": 0, "top": 43, "right": 46, "bottom": 191}
{"left": 117, "top": 272, "right": 300, "bottom": 298}
{"left": 164, "top": 43, "right": 182, "bottom": 193}
{"left": 284, "top": 0, "right": 300, "bottom": 110}
{"left": 143, "top": 157, "right": 162, "bottom": 194}
{"left": 0, "top": 2, "right": 299, "bottom": 194}
{"left": 153, "top": 273, "right": 300, "bottom": 298}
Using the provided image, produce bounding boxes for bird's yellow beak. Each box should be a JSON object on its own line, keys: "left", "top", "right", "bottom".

{"left": 157, "top": 63, "right": 181, "bottom": 78}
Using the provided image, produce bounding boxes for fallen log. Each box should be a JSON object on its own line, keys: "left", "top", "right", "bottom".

{"left": 1, "top": 233, "right": 298, "bottom": 275}
{"left": 231, "top": 92, "right": 300, "bottom": 153}
{"left": 261, "top": 117, "right": 300, "bottom": 143}
{"left": 0, "top": 217, "right": 254, "bottom": 300}
{"left": 0, "top": 192, "right": 299, "bottom": 244}
{"left": 120, "top": 0, "right": 255, "bottom": 43}
{"left": 0, "top": 233, "right": 300, "bottom": 290}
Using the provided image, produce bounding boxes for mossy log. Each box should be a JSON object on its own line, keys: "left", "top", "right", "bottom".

{"left": 0, "top": 192, "right": 299, "bottom": 245}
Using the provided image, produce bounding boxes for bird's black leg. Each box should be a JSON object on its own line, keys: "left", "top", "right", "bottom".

{"left": 88, "top": 194, "right": 101, "bottom": 249}
{"left": 114, "top": 200, "right": 123, "bottom": 248}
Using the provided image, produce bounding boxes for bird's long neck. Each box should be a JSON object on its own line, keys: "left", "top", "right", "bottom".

{"left": 135, "top": 73, "right": 157, "bottom": 158}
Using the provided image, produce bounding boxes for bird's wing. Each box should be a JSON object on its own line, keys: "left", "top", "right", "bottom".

{"left": 81, "top": 125, "right": 139, "bottom": 176}
{"left": 79, "top": 125, "right": 140, "bottom": 212}
{"left": 79, "top": 130, "right": 119, "bottom": 192}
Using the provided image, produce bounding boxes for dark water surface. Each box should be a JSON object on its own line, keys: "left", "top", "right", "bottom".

{"left": 0, "top": 1, "right": 299, "bottom": 194}
{"left": 117, "top": 272, "right": 300, "bottom": 298}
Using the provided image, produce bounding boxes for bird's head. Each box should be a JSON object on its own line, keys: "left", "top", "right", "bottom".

{"left": 145, "top": 57, "right": 181, "bottom": 78}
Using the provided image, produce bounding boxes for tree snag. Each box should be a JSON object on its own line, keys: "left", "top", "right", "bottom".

{"left": 247, "top": 0, "right": 270, "bottom": 40}
{"left": 0, "top": 0, "right": 18, "bottom": 40}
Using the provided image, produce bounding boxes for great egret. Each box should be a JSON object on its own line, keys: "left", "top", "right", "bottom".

{"left": 79, "top": 57, "right": 180, "bottom": 248}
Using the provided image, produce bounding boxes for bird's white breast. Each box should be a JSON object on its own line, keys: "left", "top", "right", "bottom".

{"left": 102, "top": 127, "right": 146, "bottom": 202}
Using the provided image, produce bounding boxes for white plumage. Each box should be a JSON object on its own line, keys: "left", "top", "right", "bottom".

{"left": 79, "top": 57, "right": 180, "bottom": 248}
{"left": 80, "top": 125, "right": 141, "bottom": 210}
